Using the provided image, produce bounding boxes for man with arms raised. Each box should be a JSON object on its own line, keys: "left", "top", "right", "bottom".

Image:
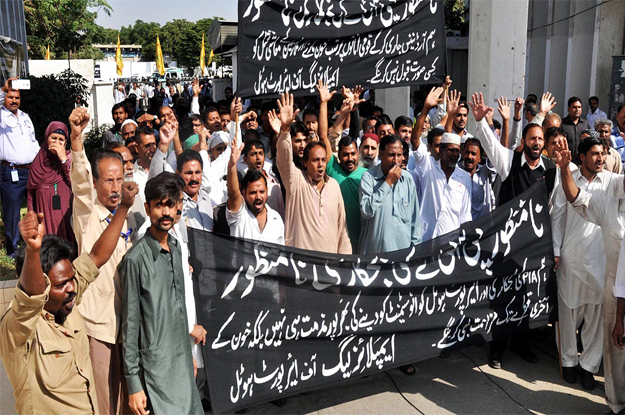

{"left": 550, "top": 137, "right": 609, "bottom": 390}
{"left": 554, "top": 140, "right": 625, "bottom": 413}
{"left": 411, "top": 87, "right": 472, "bottom": 241}
{"left": 316, "top": 80, "right": 367, "bottom": 251}
{"left": 274, "top": 92, "right": 351, "bottom": 254}
{"left": 226, "top": 134, "right": 284, "bottom": 243}
{"left": 1, "top": 181, "right": 137, "bottom": 414}
{"left": 70, "top": 108, "right": 135, "bottom": 414}
{"left": 471, "top": 92, "right": 557, "bottom": 369}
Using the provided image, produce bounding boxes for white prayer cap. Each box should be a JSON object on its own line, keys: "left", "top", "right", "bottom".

{"left": 440, "top": 133, "right": 461, "bottom": 146}
{"left": 121, "top": 119, "right": 138, "bottom": 129}
{"left": 210, "top": 131, "right": 229, "bottom": 149}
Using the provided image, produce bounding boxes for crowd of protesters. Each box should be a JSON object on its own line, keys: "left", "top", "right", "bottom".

{"left": 2, "top": 72, "right": 625, "bottom": 415}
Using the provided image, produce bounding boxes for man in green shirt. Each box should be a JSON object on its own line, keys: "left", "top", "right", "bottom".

{"left": 316, "top": 79, "right": 367, "bottom": 252}
{"left": 326, "top": 136, "right": 367, "bottom": 251}
{"left": 121, "top": 172, "right": 202, "bottom": 415}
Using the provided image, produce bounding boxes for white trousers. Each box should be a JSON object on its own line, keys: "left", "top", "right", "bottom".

{"left": 557, "top": 297, "right": 603, "bottom": 373}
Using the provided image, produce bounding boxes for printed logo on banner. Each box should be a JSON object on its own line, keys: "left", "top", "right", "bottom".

{"left": 189, "top": 182, "right": 557, "bottom": 414}
{"left": 237, "top": 0, "right": 447, "bottom": 97}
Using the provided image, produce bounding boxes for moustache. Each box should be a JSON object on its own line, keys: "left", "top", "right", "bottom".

{"left": 187, "top": 180, "right": 200, "bottom": 186}
{"left": 64, "top": 292, "right": 76, "bottom": 304}
{"left": 159, "top": 216, "right": 175, "bottom": 223}
{"left": 110, "top": 192, "right": 121, "bottom": 199}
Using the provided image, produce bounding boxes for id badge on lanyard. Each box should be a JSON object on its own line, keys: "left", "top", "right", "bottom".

{"left": 10, "top": 165, "right": 18, "bottom": 183}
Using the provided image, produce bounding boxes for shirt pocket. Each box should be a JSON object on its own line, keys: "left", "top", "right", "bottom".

{"left": 394, "top": 195, "right": 411, "bottom": 224}
{"left": 37, "top": 336, "right": 73, "bottom": 390}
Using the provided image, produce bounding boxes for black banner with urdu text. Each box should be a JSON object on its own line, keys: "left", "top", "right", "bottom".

{"left": 236, "top": 0, "right": 447, "bottom": 97}
{"left": 190, "top": 182, "right": 557, "bottom": 414}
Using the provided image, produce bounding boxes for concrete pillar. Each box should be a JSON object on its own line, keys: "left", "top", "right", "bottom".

{"left": 564, "top": 0, "right": 596, "bottom": 111}
{"left": 592, "top": 0, "right": 625, "bottom": 116}
{"left": 375, "top": 86, "right": 410, "bottom": 121}
{"left": 92, "top": 81, "right": 115, "bottom": 129}
{"left": 468, "top": 0, "right": 529, "bottom": 109}
{"left": 525, "top": 0, "right": 550, "bottom": 96}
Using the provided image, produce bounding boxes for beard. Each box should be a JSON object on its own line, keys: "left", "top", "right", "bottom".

{"left": 359, "top": 157, "right": 376, "bottom": 169}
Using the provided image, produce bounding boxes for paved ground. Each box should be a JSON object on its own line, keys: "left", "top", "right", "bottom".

{"left": 0, "top": 328, "right": 609, "bottom": 414}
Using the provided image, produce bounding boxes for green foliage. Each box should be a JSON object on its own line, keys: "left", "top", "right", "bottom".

{"left": 25, "top": 0, "right": 113, "bottom": 59}
{"left": 112, "top": 17, "right": 222, "bottom": 67}
{"left": 444, "top": 0, "right": 469, "bottom": 33}
{"left": 84, "top": 120, "right": 111, "bottom": 158}
{"left": 19, "top": 69, "right": 90, "bottom": 141}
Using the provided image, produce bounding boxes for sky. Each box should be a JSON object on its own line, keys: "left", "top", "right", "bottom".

{"left": 95, "top": 0, "right": 238, "bottom": 30}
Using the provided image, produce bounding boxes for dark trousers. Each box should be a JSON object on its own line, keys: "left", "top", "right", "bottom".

{"left": 1, "top": 164, "right": 28, "bottom": 257}
{"left": 196, "top": 366, "right": 210, "bottom": 401}
{"left": 490, "top": 329, "right": 532, "bottom": 356}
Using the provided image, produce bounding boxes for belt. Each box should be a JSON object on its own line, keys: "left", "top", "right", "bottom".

{"left": 1, "top": 161, "right": 31, "bottom": 169}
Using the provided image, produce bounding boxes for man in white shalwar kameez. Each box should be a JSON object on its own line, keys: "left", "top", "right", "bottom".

{"left": 550, "top": 137, "right": 610, "bottom": 388}
{"left": 555, "top": 142, "right": 625, "bottom": 413}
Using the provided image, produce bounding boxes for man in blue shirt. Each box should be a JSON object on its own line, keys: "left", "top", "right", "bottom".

{"left": 359, "top": 134, "right": 421, "bottom": 255}
{"left": 0, "top": 78, "right": 40, "bottom": 257}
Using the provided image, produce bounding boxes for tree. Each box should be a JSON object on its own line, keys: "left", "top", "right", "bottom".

{"left": 24, "top": 0, "right": 113, "bottom": 59}
{"left": 177, "top": 18, "right": 217, "bottom": 69}
{"left": 444, "top": 0, "right": 469, "bottom": 34}
{"left": 20, "top": 69, "right": 90, "bottom": 140}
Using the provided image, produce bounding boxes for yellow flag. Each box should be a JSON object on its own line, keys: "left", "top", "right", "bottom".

{"left": 45, "top": 45, "right": 50, "bottom": 60}
{"left": 208, "top": 49, "right": 214, "bottom": 66}
{"left": 200, "top": 34, "right": 206, "bottom": 76}
{"left": 156, "top": 35, "right": 165, "bottom": 76}
{"left": 115, "top": 34, "right": 123, "bottom": 76}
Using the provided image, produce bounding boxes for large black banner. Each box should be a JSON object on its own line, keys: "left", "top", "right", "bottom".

{"left": 190, "top": 183, "right": 557, "bottom": 414}
{"left": 236, "top": 0, "right": 447, "bottom": 97}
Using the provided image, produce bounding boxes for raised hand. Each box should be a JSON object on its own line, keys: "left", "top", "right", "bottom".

{"left": 267, "top": 109, "right": 281, "bottom": 135}
{"left": 538, "top": 92, "right": 557, "bottom": 116}
{"left": 198, "top": 128, "right": 210, "bottom": 151}
{"left": 159, "top": 121, "right": 177, "bottom": 147}
{"left": 19, "top": 211, "right": 45, "bottom": 251}
{"left": 276, "top": 92, "right": 299, "bottom": 131}
{"left": 192, "top": 79, "right": 200, "bottom": 97}
{"left": 497, "top": 96, "right": 511, "bottom": 121}
{"left": 120, "top": 181, "right": 139, "bottom": 208}
{"left": 443, "top": 75, "right": 452, "bottom": 89}
{"left": 230, "top": 96, "right": 242, "bottom": 119}
{"left": 446, "top": 89, "right": 462, "bottom": 115}
{"left": 1, "top": 77, "right": 18, "bottom": 93}
{"left": 352, "top": 85, "right": 365, "bottom": 105}
{"left": 514, "top": 97, "right": 525, "bottom": 119}
{"left": 69, "top": 107, "right": 90, "bottom": 138}
{"left": 230, "top": 133, "right": 242, "bottom": 163}
{"left": 337, "top": 98, "right": 353, "bottom": 118}
{"left": 317, "top": 79, "right": 336, "bottom": 103}
{"left": 425, "top": 86, "right": 445, "bottom": 110}
{"left": 136, "top": 112, "right": 154, "bottom": 125}
{"left": 469, "top": 92, "right": 494, "bottom": 123}
{"left": 552, "top": 138, "right": 572, "bottom": 169}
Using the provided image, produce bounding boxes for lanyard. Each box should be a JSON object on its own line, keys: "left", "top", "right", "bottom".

{"left": 105, "top": 208, "right": 133, "bottom": 242}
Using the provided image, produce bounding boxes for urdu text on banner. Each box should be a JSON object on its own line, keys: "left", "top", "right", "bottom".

{"left": 236, "top": 0, "right": 447, "bottom": 97}
{"left": 189, "top": 182, "right": 558, "bottom": 414}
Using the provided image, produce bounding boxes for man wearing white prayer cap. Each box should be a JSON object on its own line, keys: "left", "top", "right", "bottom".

{"left": 410, "top": 130, "right": 472, "bottom": 241}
